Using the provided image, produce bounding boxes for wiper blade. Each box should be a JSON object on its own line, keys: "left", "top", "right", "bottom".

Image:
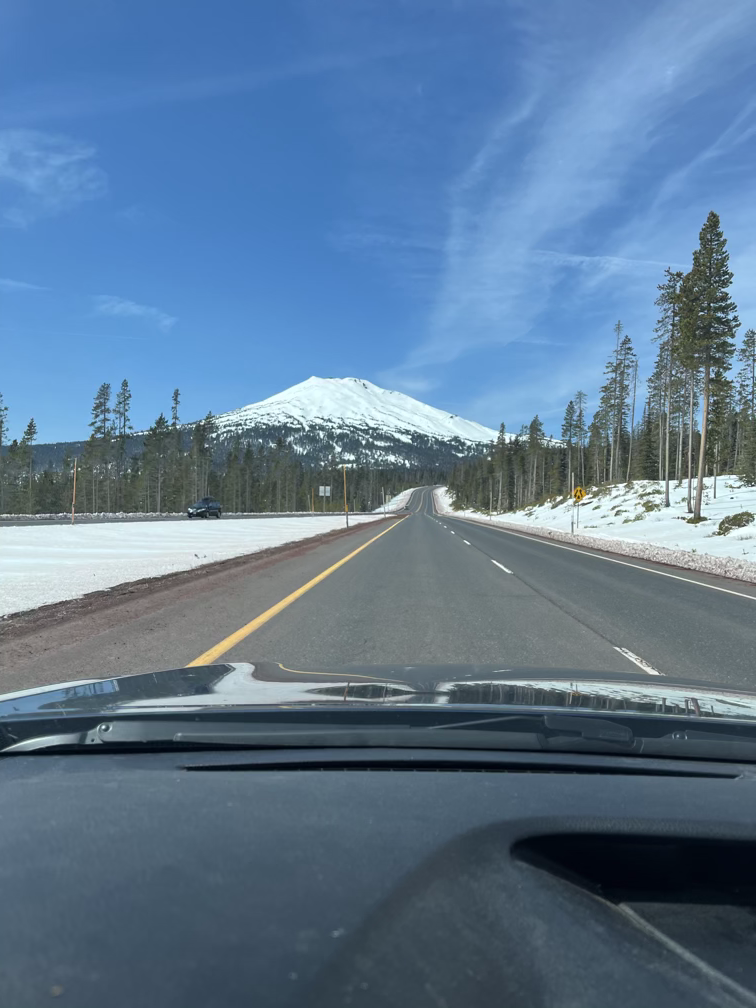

{"left": 0, "top": 714, "right": 636, "bottom": 754}
{"left": 5, "top": 714, "right": 756, "bottom": 761}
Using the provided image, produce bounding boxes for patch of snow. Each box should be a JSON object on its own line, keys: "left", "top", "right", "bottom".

{"left": 0, "top": 514, "right": 384, "bottom": 617}
{"left": 434, "top": 478, "right": 756, "bottom": 583}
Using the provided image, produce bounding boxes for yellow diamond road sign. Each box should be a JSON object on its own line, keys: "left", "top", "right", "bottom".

{"left": 573, "top": 486, "right": 586, "bottom": 502}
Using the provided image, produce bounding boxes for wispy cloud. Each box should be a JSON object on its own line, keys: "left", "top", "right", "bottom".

{"left": 0, "top": 129, "right": 107, "bottom": 226}
{"left": 0, "top": 325, "right": 148, "bottom": 342}
{"left": 92, "top": 295, "right": 176, "bottom": 332}
{"left": 0, "top": 48, "right": 418, "bottom": 127}
{"left": 532, "top": 250, "right": 687, "bottom": 275}
{"left": 385, "top": 0, "right": 756, "bottom": 383}
{"left": 0, "top": 276, "right": 47, "bottom": 292}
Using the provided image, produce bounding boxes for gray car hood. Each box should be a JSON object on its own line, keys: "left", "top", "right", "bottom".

{"left": 2, "top": 661, "right": 756, "bottom": 723}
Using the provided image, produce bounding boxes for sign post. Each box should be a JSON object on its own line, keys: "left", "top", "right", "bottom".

{"left": 71, "top": 457, "right": 78, "bottom": 525}
{"left": 572, "top": 485, "right": 586, "bottom": 533}
{"left": 343, "top": 465, "right": 349, "bottom": 528}
{"left": 318, "top": 485, "right": 331, "bottom": 513}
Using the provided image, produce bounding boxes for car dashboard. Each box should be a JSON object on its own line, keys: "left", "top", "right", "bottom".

{"left": 2, "top": 746, "right": 756, "bottom": 1008}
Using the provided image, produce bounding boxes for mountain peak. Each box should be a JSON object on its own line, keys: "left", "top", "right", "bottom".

{"left": 207, "top": 376, "right": 497, "bottom": 466}
{"left": 214, "top": 376, "right": 497, "bottom": 446}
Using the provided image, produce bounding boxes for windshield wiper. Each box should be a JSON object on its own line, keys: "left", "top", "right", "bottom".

{"left": 0, "top": 713, "right": 636, "bottom": 754}
{"left": 4, "top": 714, "right": 756, "bottom": 761}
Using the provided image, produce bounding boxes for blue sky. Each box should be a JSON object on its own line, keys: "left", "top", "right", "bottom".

{"left": 2, "top": 0, "right": 756, "bottom": 443}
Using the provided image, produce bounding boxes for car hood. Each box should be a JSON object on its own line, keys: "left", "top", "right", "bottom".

{"left": 3, "top": 662, "right": 756, "bottom": 723}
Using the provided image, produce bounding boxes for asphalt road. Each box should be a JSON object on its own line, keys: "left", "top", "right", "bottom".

{"left": 3, "top": 487, "right": 756, "bottom": 694}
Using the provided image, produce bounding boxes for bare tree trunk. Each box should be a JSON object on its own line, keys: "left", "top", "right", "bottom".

{"left": 626, "top": 360, "right": 638, "bottom": 482}
{"left": 687, "top": 373, "right": 695, "bottom": 513}
{"left": 664, "top": 352, "right": 672, "bottom": 506}
{"left": 694, "top": 367, "right": 710, "bottom": 520}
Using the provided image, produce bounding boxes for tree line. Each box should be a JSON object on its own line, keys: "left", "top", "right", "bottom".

{"left": 449, "top": 211, "right": 752, "bottom": 519}
{"left": 0, "top": 382, "right": 440, "bottom": 515}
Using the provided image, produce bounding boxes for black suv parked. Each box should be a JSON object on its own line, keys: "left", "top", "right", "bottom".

{"left": 187, "top": 497, "right": 222, "bottom": 519}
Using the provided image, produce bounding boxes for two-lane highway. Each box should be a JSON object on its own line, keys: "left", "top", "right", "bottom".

{"left": 423, "top": 490, "right": 756, "bottom": 685}
{"left": 3, "top": 487, "right": 755, "bottom": 693}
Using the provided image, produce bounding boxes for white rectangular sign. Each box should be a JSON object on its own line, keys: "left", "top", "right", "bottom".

{"left": 318, "top": 486, "right": 331, "bottom": 497}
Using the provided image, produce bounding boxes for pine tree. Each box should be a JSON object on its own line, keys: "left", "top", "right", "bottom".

{"left": 87, "top": 383, "right": 112, "bottom": 511}
{"left": 527, "top": 415, "right": 544, "bottom": 501}
{"left": 89, "top": 383, "right": 112, "bottom": 439}
{"left": 493, "top": 423, "right": 508, "bottom": 510}
{"left": 143, "top": 413, "right": 171, "bottom": 511}
{"left": 561, "top": 400, "right": 576, "bottom": 492}
{"left": 736, "top": 330, "right": 756, "bottom": 417}
{"left": 678, "top": 212, "right": 739, "bottom": 519}
{"left": 112, "top": 380, "right": 132, "bottom": 509}
{"left": 707, "top": 370, "right": 733, "bottom": 497}
{"left": 574, "top": 391, "right": 587, "bottom": 486}
{"left": 21, "top": 417, "right": 37, "bottom": 513}
{"left": 597, "top": 325, "right": 635, "bottom": 482}
{"left": 113, "top": 380, "right": 132, "bottom": 440}
{"left": 654, "top": 268, "right": 684, "bottom": 505}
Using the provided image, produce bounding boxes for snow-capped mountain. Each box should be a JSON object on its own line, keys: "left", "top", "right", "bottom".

{"left": 30, "top": 377, "right": 499, "bottom": 472}
{"left": 211, "top": 377, "right": 498, "bottom": 467}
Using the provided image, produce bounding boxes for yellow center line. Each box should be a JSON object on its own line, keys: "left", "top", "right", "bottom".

{"left": 186, "top": 518, "right": 406, "bottom": 667}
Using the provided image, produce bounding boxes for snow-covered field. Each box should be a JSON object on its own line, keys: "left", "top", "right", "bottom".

{"left": 0, "top": 513, "right": 384, "bottom": 618}
{"left": 1, "top": 510, "right": 377, "bottom": 521}
{"left": 435, "top": 477, "right": 756, "bottom": 580}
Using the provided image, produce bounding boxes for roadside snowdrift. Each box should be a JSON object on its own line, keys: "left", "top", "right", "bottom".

{"left": 435, "top": 477, "right": 756, "bottom": 582}
{"left": 372, "top": 487, "right": 419, "bottom": 513}
{"left": 0, "top": 514, "right": 384, "bottom": 618}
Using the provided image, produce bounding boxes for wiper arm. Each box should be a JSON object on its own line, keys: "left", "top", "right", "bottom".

{"left": 1, "top": 713, "right": 638, "bottom": 754}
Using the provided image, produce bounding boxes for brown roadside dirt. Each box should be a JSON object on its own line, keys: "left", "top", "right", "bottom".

{"left": 0, "top": 518, "right": 396, "bottom": 663}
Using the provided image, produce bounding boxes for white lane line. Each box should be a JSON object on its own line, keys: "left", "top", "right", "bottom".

{"left": 613, "top": 646, "right": 664, "bottom": 676}
{"left": 491, "top": 559, "right": 513, "bottom": 574}
{"left": 463, "top": 539, "right": 471, "bottom": 545}
{"left": 449, "top": 517, "right": 756, "bottom": 602}
{"left": 450, "top": 530, "right": 456, "bottom": 535}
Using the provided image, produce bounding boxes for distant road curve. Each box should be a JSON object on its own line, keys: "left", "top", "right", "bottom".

{"left": 0, "top": 511, "right": 402, "bottom": 528}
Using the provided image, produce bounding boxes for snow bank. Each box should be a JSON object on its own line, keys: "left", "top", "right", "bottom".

{"left": 0, "top": 514, "right": 384, "bottom": 618}
{"left": 434, "top": 478, "right": 756, "bottom": 583}
{"left": 1, "top": 510, "right": 368, "bottom": 521}
{"left": 372, "top": 487, "right": 419, "bottom": 513}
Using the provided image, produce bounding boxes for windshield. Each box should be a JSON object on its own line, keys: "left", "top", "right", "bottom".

{"left": 1, "top": 1, "right": 755, "bottom": 758}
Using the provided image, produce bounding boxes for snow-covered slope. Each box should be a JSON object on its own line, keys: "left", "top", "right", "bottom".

{"left": 435, "top": 477, "right": 756, "bottom": 576}
{"left": 209, "top": 377, "right": 498, "bottom": 466}
{"left": 214, "top": 377, "right": 496, "bottom": 443}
